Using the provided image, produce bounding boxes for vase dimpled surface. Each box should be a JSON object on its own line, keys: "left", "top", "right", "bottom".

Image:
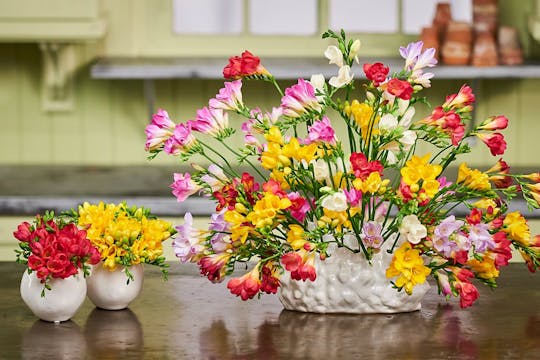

{"left": 86, "top": 262, "right": 143, "bottom": 310}
{"left": 279, "top": 243, "right": 430, "bottom": 314}
{"left": 20, "top": 270, "right": 87, "bottom": 322}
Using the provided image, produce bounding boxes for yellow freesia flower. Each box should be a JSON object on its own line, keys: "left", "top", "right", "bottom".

{"left": 386, "top": 242, "right": 431, "bottom": 295}
{"left": 457, "top": 163, "right": 491, "bottom": 191}
{"left": 503, "top": 211, "right": 531, "bottom": 246}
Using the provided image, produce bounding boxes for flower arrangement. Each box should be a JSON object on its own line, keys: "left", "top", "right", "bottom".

{"left": 65, "top": 202, "right": 175, "bottom": 281}
{"left": 145, "top": 30, "right": 540, "bottom": 308}
{"left": 14, "top": 211, "right": 101, "bottom": 295}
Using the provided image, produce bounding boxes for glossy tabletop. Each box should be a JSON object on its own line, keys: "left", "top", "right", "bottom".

{"left": 1, "top": 262, "right": 539, "bottom": 360}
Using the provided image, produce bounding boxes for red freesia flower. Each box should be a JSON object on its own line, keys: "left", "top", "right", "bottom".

{"left": 477, "top": 132, "right": 507, "bottom": 156}
{"left": 453, "top": 268, "right": 480, "bottom": 308}
{"left": 14, "top": 213, "right": 100, "bottom": 288}
{"left": 385, "top": 78, "right": 413, "bottom": 100}
{"left": 350, "top": 152, "right": 384, "bottom": 180}
{"left": 227, "top": 267, "right": 262, "bottom": 300}
{"left": 421, "top": 106, "right": 465, "bottom": 145}
{"left": 260, "top": 264, "right": 280, "bottom": 294}
{"left": 363, "top": 62, "right": 389, "bottom": 86}
{"left": 198, "top": 253, "right": 229, "bottom": 283}
{"left": 492, "top": 231, "right": 513, "bottom": 269}
{"left": 223, "top": 51, "right": 269, "bottom": 79}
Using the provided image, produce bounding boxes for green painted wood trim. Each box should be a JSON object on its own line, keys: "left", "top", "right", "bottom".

{"left": 0, "top": 20, "right": 106, "bottom": 42}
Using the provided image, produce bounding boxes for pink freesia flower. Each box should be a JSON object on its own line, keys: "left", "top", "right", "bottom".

{"left": 344, "top": 188, "right": 362, "bottom": 207}
{"left": 305, "top": 116, "right": 337, "bottom": 145}
{"left": 145, "top": 109, "right": 176, "bottom": 151}
{"left": 420, "top": 106, "right": 465, "bottom": 146}
{"left": 173, "top": 212, "right": 205, "bottom": 263}
{"left": 281, "top": 78, "right": 322, "bottom": 118}
{"left": 476, "top": 132, "right": 507, "bottom": 156}
{"left": 188, "top": 107, "right": 229, "bottom": 137}
{"left": 287, "top": 192, "right": 311, "bottom": 222}
{"left": 170, "top": 172, "right": 200, "bottom": 202}
{"left": 435, "top": 271, "right": 452, "bottom": 296}
{"left": 281, "top": 252, "right": 316, "bottom": 281}
{"left": 478, "top": 115, "right": 508, "bottom": 131}
{"left": 163, "top": 123, "right": 197, "bottom": 155}
{"left": 209, "top": 79, "right": 244, "bottom": 112}
{"left": 443, "top": 85, "right": 475, "bottom": 110}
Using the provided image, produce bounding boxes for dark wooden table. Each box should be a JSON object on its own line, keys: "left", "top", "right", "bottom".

{"left": 1, "top": 262, "right": 539, "bottom": 359}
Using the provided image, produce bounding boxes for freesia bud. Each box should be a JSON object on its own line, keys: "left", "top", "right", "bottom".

{"left": 348, "top": 39, "right": 361, "bottom": 63}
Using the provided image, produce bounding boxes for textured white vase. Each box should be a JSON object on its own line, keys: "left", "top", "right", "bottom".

{"left": 86, "top": 262, "right": 143, "bottom": 310}
{"left": 20, "top": 270, "right": 87, "bottom": 322}
{"left": 279, "top": 243, "right": 430, "bottom": 314}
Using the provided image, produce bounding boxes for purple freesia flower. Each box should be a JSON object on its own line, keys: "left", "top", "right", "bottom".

{"left": 280, "top": 78, "right": 322, "bottom": 118}
{"left": 173, "top": 212, "right": 205, "bottom": 262}
{"left": 361, "top": 221, "right": 383, "bottom": 249}
{"left": 468, "top": 223, "right": 496, "bottom": 253}
{"left": 209, "top": 211, "right": 231, "bottom": 253}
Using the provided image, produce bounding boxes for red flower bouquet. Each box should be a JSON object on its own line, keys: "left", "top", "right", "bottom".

{"left": 14, "top": 211, "right": 101, "bottom": 295}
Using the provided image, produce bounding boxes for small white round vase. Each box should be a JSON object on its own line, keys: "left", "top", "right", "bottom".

{"left": 279, "top": 244, "right": 430, "bottom": 314}
{"left": 20, "top": 270, "right": 87, "bottom": 322}
{"left": 86, "top": 262, "right": 144, "bottom": 310}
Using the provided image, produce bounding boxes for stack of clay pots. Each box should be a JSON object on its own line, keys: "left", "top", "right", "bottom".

{"left": 420, "top": 0, "right": 523, "bottom": 66}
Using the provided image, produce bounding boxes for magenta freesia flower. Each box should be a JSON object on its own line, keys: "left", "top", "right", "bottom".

{"left": 163, "top": 123, "right": 197, "bottom": 155}
{"left": 170, "top": 172, "right": 200, "bottom": 202}
{"left": 306, "top": 116, "right": 337, "bottom": 145}
{"left": 145, "top": 109, "right": 176, "bottom": 151}
{"left": 209, "top": 79, "right": 244, "bottom": 112}
{"left": 281, "top": 78, "right": 322, "bottom": 118}
{"left": 188, "top": 107, "right": 230, "bottom": 137}
{"left": 287, "top": 192, "right": 311, "bottom": 222}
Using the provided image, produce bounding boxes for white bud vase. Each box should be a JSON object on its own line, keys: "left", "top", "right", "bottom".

{"left": 279, "top": 244, "right": 430, "bottom": 314}
{"left": 20, "top": 270, "right": 87, "bottom": 322}
{"left": 86, "top": 262, "right": 144, "bottom": 310}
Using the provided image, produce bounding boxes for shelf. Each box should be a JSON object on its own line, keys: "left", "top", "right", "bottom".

{"left": 90, "top": 57, "right": 540, "bottom": 80}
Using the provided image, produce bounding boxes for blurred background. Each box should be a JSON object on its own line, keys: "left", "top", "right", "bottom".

{"left": 1, "top": 0, "right": 539, "bottom": 260}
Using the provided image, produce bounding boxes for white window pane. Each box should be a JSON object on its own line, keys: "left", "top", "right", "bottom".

{"left": 172, "top": 0, "right": 243, "bottom": 34}
{"left": 329, "top": 0, "right": 398, "bottom": 33}
{"left": 402, "top": 0, "right": 441, "bottom": 34}
{"left": 249, "top": 0, "right": 317, "bottom": 35}
{"left": 403, "top": 0, "right": 472, "bottom": 34}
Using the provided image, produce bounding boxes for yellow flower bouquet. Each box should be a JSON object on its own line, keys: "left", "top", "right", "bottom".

{"left": 144, "top": 30, "right": 539, "bottom": 309}
{"left": 67, "top": 202, "right": 175, "bottom": 281}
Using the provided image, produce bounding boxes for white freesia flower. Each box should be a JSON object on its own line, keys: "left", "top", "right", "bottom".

{"left": 310, "top": 74, "right": 326, "bottom": 101}
{"left": 379, "top": 114, "right": 398, "bottom": 132}
{"left": 329, "top": 65, "right": 353, "bottom": 88}
{"left": 399, "top": 107, "right": 415, "bottom": 128}
{"left": 397, "top": 99, "right": 410, "bottom": 116}
{"left": 312, "top": 158, "right": 330, "bottom": 182}
{"left": 400, "top": 130, "right": 417, "bottom": 150}
{"left": 324, "top": 45, "right": 344, "bottom": 67}
{"left": 399, "top": 215, "right": 427, "bottom": 244}
{"left": 321, "top": 190, "right": 348, "bottom": 212}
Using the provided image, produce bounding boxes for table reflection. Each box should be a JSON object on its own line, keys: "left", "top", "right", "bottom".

{"left": 84, "top": 308, "right": 143, "bottom": 359}
{"left": 21, "top": 320, "right": 86, "bottom": 360}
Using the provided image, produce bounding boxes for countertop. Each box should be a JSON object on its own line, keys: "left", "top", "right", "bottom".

{"left": 1, "top": 262, "right": 539, "bottom": 359}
